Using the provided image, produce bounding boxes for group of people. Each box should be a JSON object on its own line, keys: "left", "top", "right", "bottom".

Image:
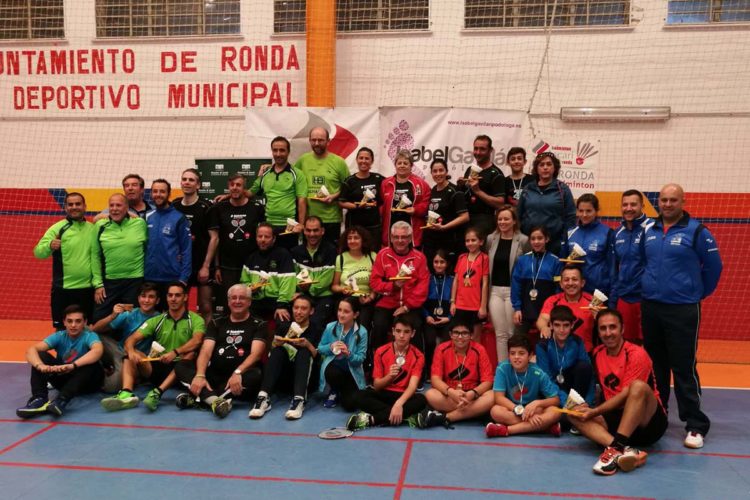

{"left": 22, "top": 130, "right": 723, "bottom": 476}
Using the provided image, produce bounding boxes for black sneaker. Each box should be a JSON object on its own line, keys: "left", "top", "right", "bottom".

{"left": 47, "top": 397, "right": 69, "bottom": 417}
{"left": 16, "top": 397, "right": 49, "bottom": 419}
{"left": 416, "top": 408, "right": 446, "bottom": 429}
{"left": 175, "top": 392, "right": 198, "bottom": 410}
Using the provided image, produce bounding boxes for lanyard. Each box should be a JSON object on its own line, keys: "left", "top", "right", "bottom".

{"left": 552, "top": 340, "right": 566, "bottom": 377}
{"left": 513, "top": 369, "right": 527, "bottom": 405}
{"left": 435, "top": 274, "right": 446, "bottom": 308}
{"left": 531, "top": 252, "right": 546, "bottom": 290}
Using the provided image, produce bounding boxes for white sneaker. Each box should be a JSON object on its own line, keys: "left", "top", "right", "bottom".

{"left": 249, "top": 392, "right": 271, "bottom": 419}
{"left": 284, "top": 397, "right": 305, "bottom": 420}
{"left": 684, "top": 431, "right": 704, "bottom": 449}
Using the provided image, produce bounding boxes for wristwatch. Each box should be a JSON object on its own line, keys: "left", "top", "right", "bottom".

{"left": 233, "top": 369, "right": 242, "bottom": 376}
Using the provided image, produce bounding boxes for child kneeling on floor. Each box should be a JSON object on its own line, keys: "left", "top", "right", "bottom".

{"left": 486, "top": 333, "right": 561, "bottom": 437}
{"left": 346, "top": 315, "right": 426, "bottom": 430}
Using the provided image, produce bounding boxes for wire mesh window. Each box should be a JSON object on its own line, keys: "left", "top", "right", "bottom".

{"left": 464, "top": 0, "right": 630, "bottom": 28}
{"left": 667, "top": 0, "right": 750, "bottom": 24}
{"left": 95, "top": 0, "right": 240, "bottom": 38}
{"left": 0, "top": 0, "right": 64, "bottom": 40}
{"left": 274, "top": 0, "right": 430, "bottom": 33}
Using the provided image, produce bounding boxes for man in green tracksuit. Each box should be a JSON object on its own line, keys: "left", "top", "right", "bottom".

{"left": 91, "top": 193, "right": 148, "bottom": 322}
{"left": 240, "top": 223, "right": 296, "bottom": 322}
{"left": 34, "top": 192, "right": 95, "bottom": 329}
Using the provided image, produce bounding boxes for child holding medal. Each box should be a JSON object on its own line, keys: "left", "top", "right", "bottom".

{"left": 450, "top": 227, "right": 490, "bottom": 342}
{"left": 510, "top": 226, "right": 562, "bottom": 338}
{"left": 486, "top": 334, "right": 561, "bottom": 438}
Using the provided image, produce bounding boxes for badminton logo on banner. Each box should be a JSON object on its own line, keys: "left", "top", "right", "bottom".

{"left": 532, "top": 139, "right": 599, "bottom": 199}
{"left": 246, "top": 107, "right": 524, "bottom": 178}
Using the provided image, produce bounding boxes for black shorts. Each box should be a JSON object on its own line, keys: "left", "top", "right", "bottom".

{"left": 454, "top": 308, "right": 480, "bottom": 328}
{"left": 146, "top": 361, "right": 176, "bottom": 387}
{"left": 604, "top": 407, "right": 668, "bottom": 447}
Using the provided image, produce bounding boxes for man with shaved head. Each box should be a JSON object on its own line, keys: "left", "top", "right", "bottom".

{"left": 640, "top": 183, "right": 723, "bottom": 449}
{"left": 91, "top": 193, "right": 148, "bottom": 322}
{"left": 293, "top": 126, "right": 351, "bottom": 245}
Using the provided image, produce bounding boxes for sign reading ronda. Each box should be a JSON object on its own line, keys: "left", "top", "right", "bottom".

{"left": 1, "top": 44, "right": 302, "bottom": 116}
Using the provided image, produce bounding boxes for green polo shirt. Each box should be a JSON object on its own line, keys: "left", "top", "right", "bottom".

{"left": 250, "top": 163, "right": 307, "bottom": 226}
{"left": 33, "top": 218, "right": 95, "bottom": 290}
{"left": 293, "top": 152, "right": 350, "bottom": 223}
{"left": 138, "top": 310, "right": 205, "bottom": 352}
{"left": 91, "top": 216, "right": 148, "bottom": 287}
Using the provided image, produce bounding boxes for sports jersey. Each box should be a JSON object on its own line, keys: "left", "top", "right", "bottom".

{"left": 535, "top": 335, "right": 595, "bottom": 404}
{"left": 423, "top": 182, "right": 467, "bottom": 248}
{"left": 454, "top": 252, "right": 490, "bottom": 311}
{"left": 173, "top": 196, "right": 213, "bottom": 272}
{"left": 380, "top": 174, "right": 431, "bottom": 247}
{"left": 210, "top": 199, "right": 264, "bottom": 270}
{"left": 611, "top": 213, "right": 651, "bottom": 306}
{"left": 370, "top": 246, "right": 430, "bottom": 311}
{"left": 138, "top": 310, "right": 205, "bottom": 352}
{"left": 240, "top": 246, "right": 296, "bottom": 307}
{"left": 593, "top": 341, "right": 661, "bottom": 403}
{"left": 563, "top": 220, "right": 616, "bottom": 296}
{"left": 492, "top": 361, "right": 558, "bottom": 405}
{"left": 510, "top": 251, "right": 561, "bottom": 321}
{"left": 291, "top": 241, "right": 337, "bottom": 297}
{"left": 540, "top": 292, "right": 595, "bottom": 352}
{"left": 388, "top": 180, "right": 415, "bottom": 228}
{"left": 505, "top": 174, "right": 534, "bottom": 205}
{"left": 431, "top": 340, "right": 493, "bottom": 391}
{"left": 373, "top": 342, "right": 425, "bottom": 394}
{"left": 144, "top": 205, "right": 192, "bottom": 283}
{"left": 110, "top": 308, "right": 158, "bottom": 352}
{"left": 293, "top": 151, "right": 351, "bottom": 223}
{"left": 462, "top": 164, "right": 505, "bottom": 216}
{"left": 335, "top": 251, "right": 377, "bottom": 295}
{"left": 250, "top": 163, "right": 307, "bottom": 226}
{"left": 91, "top": 216, "right": 147, "bottom": 287}
{"left": 44, "top": 329, "right": 101, "bottom": 363}
{"left": 339, "top": 172, "right": 384, "bottom": 228}
{"left": 205, "top": 315, "right": 267, "bottom": 375}
{"left": 34, "top": 217, "right": 95, "bottom": 290}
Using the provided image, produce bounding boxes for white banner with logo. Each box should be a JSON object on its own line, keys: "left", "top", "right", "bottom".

{"left": 531, "top": 138, "right": 599, "bottom": 199}
{"left": 246, "top": 106, "right": 525, "bottom": 179}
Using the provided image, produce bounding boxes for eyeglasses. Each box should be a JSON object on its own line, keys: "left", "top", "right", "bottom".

{"left": 450, "top": 330, "right": 471, "bottom": 338}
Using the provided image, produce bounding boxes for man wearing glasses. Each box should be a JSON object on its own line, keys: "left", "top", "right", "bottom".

{"left": 416, "top": 319, "right": 495, "bottom": 428}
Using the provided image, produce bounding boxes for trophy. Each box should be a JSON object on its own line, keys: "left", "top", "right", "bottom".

{"left": 250, "top": 271, "right": 271, "bottom": 292}
{"left": 422, "top": 210, "right": 441, "bottom": 229}
{"left": 296, "top": 268, "right": 317, "bottom": 285}
{"left": 282, "top": 322, "right": 305, "bottom": 360}
{"left": 147, "top": 341, "right": 165, "bottom": 359}
{"left": 560, "top": 242, "right": 587, "bottom": 264}
{"left": 282, "top": 217, "right": 298, "bottom": 234}
{"left": 345, "top": 276, "right": 365, "bottom": 296}
{"left": 468, "top": 165, "right": 482, "bottom": 180}
{"left": 584, "top": 289, "right": 609, "bottom": 312}
{"left": 313, "top": 185, "right": 330, "bottom": 200}
{"left": 390, "top": 263, "right": 413, "bottom": 281}
{"left": 360, "top": 188, "right": 376, "bottom": 206}
{"left": 394, "top": 194, "right": 412, "bottom": 211}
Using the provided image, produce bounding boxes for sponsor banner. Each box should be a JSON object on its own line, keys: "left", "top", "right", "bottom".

{"left": 245, "top": 107, "right": 380, "bottom": 169}
{"left": 245, "top": 107, "right": 524, "bottom": 179}
{"left": 532, "top": 138, "right": 599, "bottom": 199}
{"left": 379, "top": 107, "right": 525, "bottom": 180}
{"left": 195, "top": 158, "right": 268, "bottom": 198}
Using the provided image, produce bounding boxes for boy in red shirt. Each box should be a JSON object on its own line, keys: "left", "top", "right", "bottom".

{"left": 346, "top": 316, "right": 426, "bottom": 430}
{"left": 568, "top": 309, "right": 667, "bottom": 476}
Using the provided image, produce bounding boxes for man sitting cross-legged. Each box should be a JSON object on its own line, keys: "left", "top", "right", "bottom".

{"left": 568, "top": 308, "right": 668, "bottom": 476}
{"left": 174, "top": 284, "right": 267, "bottom": 418}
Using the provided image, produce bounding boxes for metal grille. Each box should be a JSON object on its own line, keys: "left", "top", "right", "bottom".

{"left": 464, "top": 0, "right": 630, "bottom": 29}
{"left": 274, "top": 0, "right": 430, "bottom": 34}
{"left": 0, "top": 0, "right": 64, "bottom": 40}
{"left": 667, "top": 0, "right": 750, "bottom": 24}
{"left": 95, "top": 0, "right": 240, "bottom": 38}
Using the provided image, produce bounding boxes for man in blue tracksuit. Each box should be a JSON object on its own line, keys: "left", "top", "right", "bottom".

{"left": 641, "top": 184, "right": 722, "bottom": 450}
{"left": 610, "top": 190, "right": 652, "bottom": 343}
{"left": 145, "top": 179, "right": 192, "bottom": 309}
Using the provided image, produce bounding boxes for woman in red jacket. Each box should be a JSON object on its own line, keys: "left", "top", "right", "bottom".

{"left": 380, "top": 150, "right": 431, "bottom": 248}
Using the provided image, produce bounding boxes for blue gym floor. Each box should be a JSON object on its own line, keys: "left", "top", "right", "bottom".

{"left": 1, "top": 362, "right": 748, "bottom": 499}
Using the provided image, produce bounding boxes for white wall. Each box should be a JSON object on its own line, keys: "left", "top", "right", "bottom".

{"left": 1, "top": 0, "right": 748, "bottom": 193}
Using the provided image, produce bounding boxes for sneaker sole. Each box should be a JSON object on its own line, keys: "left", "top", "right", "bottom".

{"left": 285, "top": 412, "right": 303, "bottom": 420}
{"left": 617, "top": 454, "right": 647, "bottom": 472}
{"left": 593, "top": 466, "right": 618, "bottom": 476}
{"left": 101, "top": 399, "right": 138, "bottom": 412}
{"left": 684, "top": 441, "right": 704, "bottom": 449}
{"left": 47, "top": 405, "right": 63, "bottom": 417}
{"left": 249, "top": 405, "right": 270, "bottom": 419}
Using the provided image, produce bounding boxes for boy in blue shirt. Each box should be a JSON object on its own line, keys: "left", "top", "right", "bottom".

{"left": 17, "top": 305, "right": 104, "bottom": 418}
{"left": 536, "top": 305, "right": 595, "bottom": 410}
{"left": 92, "top": 282, "right": 160, "bottom": 392}
{"left": 486, "top": 334, "right": 561, "bottom": 437}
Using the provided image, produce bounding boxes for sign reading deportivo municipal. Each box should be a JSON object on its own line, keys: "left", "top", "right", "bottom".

{"left": 0, "top": 44, "right": 301, "bottom": 117}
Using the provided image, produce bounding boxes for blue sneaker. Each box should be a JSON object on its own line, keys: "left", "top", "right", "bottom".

{"left": 16, "top": 397, "right": 49, "bottom": 419}
{"left": 46, "top": 397, "right": 69, "bottom": 417}
{"left": 323, "top": 391, "right": 338, "bottom": 409}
